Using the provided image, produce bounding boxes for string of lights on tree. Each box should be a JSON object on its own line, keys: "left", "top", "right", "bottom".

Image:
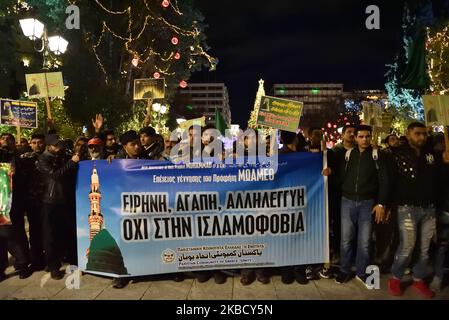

{"left": 78, "top": 0, "right": 217, "bottom": 87}
{"left": 426, "top": 24, "right": 449, "bottom": 95}
{"left": 248, "top": 79, "right": 266, "bottom": 129}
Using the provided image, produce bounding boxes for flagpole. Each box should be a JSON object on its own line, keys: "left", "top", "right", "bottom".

{"left": 445, "top": 125, "right": 449, "bottom": 154}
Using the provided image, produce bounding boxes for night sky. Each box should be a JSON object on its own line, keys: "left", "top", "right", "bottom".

{"left": 191, "top": 0, "right": 405, "bottom": 127}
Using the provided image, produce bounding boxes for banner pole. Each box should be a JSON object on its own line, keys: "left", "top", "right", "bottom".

{"left": 16, "top": 126, "right": 21, "bottom": 144}
{"left": 445, "top": 125, "right": 449, "bottom": 153}
{"left": 322, "top": 136, "right": 330, "bottom": 265}
{"left": 43, "top": 73, "right": 53, "bottom": 134}
{"left": 44, "top": 96, "right": 52, "bottom": 120}
{"left": 44, "top": 73, "right": 53, "bottom": 120}
{"left": 144, "top": 99, "right": 153, "bottom": 126}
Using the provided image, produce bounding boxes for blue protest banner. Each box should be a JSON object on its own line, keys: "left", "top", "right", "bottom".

{"left": 76, "top": 153, "right": 328, "bottom": 278}
{"left": 0, "top": 99, "right": 38, "bottom": 128}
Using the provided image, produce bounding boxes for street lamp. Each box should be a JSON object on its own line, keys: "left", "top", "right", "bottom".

{"left": 19, "top": 17, "right": 69, "bottom": 68}
{"left": 151, "top": 103, "right": 169, "bottom": 134}
{"left": 47, "top": 36, "right": 69, "bottom": 55}
{"left": 19, "top": 16, "right": 69, "bottom": 134}
{"left": 19, "top": 18, "right": 44, "bottom": 40}
{"left": 152, "top": 103, "right": 161, "bottom": 113}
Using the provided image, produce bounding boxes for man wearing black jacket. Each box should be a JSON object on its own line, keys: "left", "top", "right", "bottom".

{"left": 0, "top": 143, "right": 31, "bottom": 281}
{"left": 139, "top": 126, "right": 163, "bottom": 160}
{"left": 0, "top": 133, "right": 30, "bottom": 275}
{"left": 19, "top": 134, "right": 47, "bottom": 271}
{"left": 117, "top": 131, "right": 141, "bottom": 160}
{"left": 335, "top": 125, "right": 388, "bottom": 287}
{"left": 36, "top": 134, "right": 80, "bottom": 280}
{"left": 388, "top": 122, "right": 449, "bottom": 298}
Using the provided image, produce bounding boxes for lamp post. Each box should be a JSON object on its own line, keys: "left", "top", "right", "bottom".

{"left": 19, "top": 18, "right": 68, "bottom": 69}
{"left": 19, "top": 17, "right": 69, "bottom": 133}
{"left": 152, "top": 103, "right": 168, "bottom": 134}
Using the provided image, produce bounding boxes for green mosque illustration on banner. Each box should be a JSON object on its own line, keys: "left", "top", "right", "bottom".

{"left": 0, "top": 163, "right": 12, "bottom": 225}
{"left": 86, "top": 166, "right": 128, "bottom": 275}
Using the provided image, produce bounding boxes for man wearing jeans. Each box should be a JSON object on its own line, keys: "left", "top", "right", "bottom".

{"left": 335, "top": 125, "right": 388, "bottom": 287}
{"left": 388, "top": 122, "right": 449, "bottom": 298}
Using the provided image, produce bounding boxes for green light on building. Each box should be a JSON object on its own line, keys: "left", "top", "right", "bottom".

{"left": 311, "top": 89, "right": 320, "bottom": 95}
{"left": 277, "top": 86, "right": 286, "bottom": 95}
{"left": 186, "top": 105, "right": 193, "bottom": 110}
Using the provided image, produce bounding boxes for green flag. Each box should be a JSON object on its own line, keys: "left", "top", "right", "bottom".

{"left": 401, "top": 28, "right": 430, "bottom": 90}
{"left": 215, "top": 107, "right": 228, "bottom": 135}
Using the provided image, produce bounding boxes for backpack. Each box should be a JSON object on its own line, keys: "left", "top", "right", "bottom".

{"left": 344, "top": 148, "right": 379, "bottom": 172}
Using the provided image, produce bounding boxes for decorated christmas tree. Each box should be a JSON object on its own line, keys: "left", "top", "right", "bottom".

{"left": 248, "top": 79, "right": 266, "bottom": 129}
{"left": 384, "top": 1, "right": 428, "bottom": 133}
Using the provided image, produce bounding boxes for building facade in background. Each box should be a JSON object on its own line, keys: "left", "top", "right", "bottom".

{"left": 179, "top": 83, "right": 232, "bottom": 127}
{"left": 272, "top": 83, "right": 345, "bottom": 128}
{"left": 343, "top": 89, "right": 389, "bottom": 107}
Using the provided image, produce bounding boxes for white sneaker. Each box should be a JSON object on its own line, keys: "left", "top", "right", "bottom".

{"left": 318, "top": 267, "right": 332, "bottom": 279}
{"left": 430, "top": 276, "right": 442, "bottom": 292}
{"left": 355, "top": 274, "right": 375, "bottom": 290}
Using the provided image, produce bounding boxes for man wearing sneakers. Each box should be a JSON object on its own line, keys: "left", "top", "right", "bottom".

{"left": 388, "top": 122, "right": 449, "bottom": 298}
{"left": 335, "top": 125, "right": 388, "bottom": 287}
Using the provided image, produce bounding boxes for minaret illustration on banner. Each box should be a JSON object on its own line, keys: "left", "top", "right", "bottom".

{"left": 88, "top": 165, "right": 103, "bottom": 245}
{"left": 85, "top": 163, "right": 128, "bottom": 275}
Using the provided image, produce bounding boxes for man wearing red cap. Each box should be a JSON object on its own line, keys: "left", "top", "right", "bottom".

{"left": 87, "top": 137, "right": 104, "bottom": 160}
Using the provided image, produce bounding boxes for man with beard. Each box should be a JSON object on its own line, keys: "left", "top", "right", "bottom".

{"left": 19, "top": 134, "right": 47, "bottom": 271}
{"left": 0, "top": 134, "right": 31, "bottom": 281}
{"left": 388, "top": 122, "right": 449, "bottom": 298}
{"left": 87, "top": 137, "right": 104, "bottom": 160}
{"left": 0, "top": 133, "right": 18, "bottom": 156}
{"left": 90, "top": 114, "right": 119, "bottom": 158}
{"left": 100, "top": 130, "right": 119, "bottom": 158}
{"left": 36, "top": 134, "right": 80, "bottom": 279}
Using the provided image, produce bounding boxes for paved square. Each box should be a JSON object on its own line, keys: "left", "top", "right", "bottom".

{"left": 1, "top": 265, "right": 448, "bottom": 300}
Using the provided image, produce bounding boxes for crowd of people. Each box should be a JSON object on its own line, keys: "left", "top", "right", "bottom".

{"left": 0, "top": 114, "right": 448, "bottom": 298}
